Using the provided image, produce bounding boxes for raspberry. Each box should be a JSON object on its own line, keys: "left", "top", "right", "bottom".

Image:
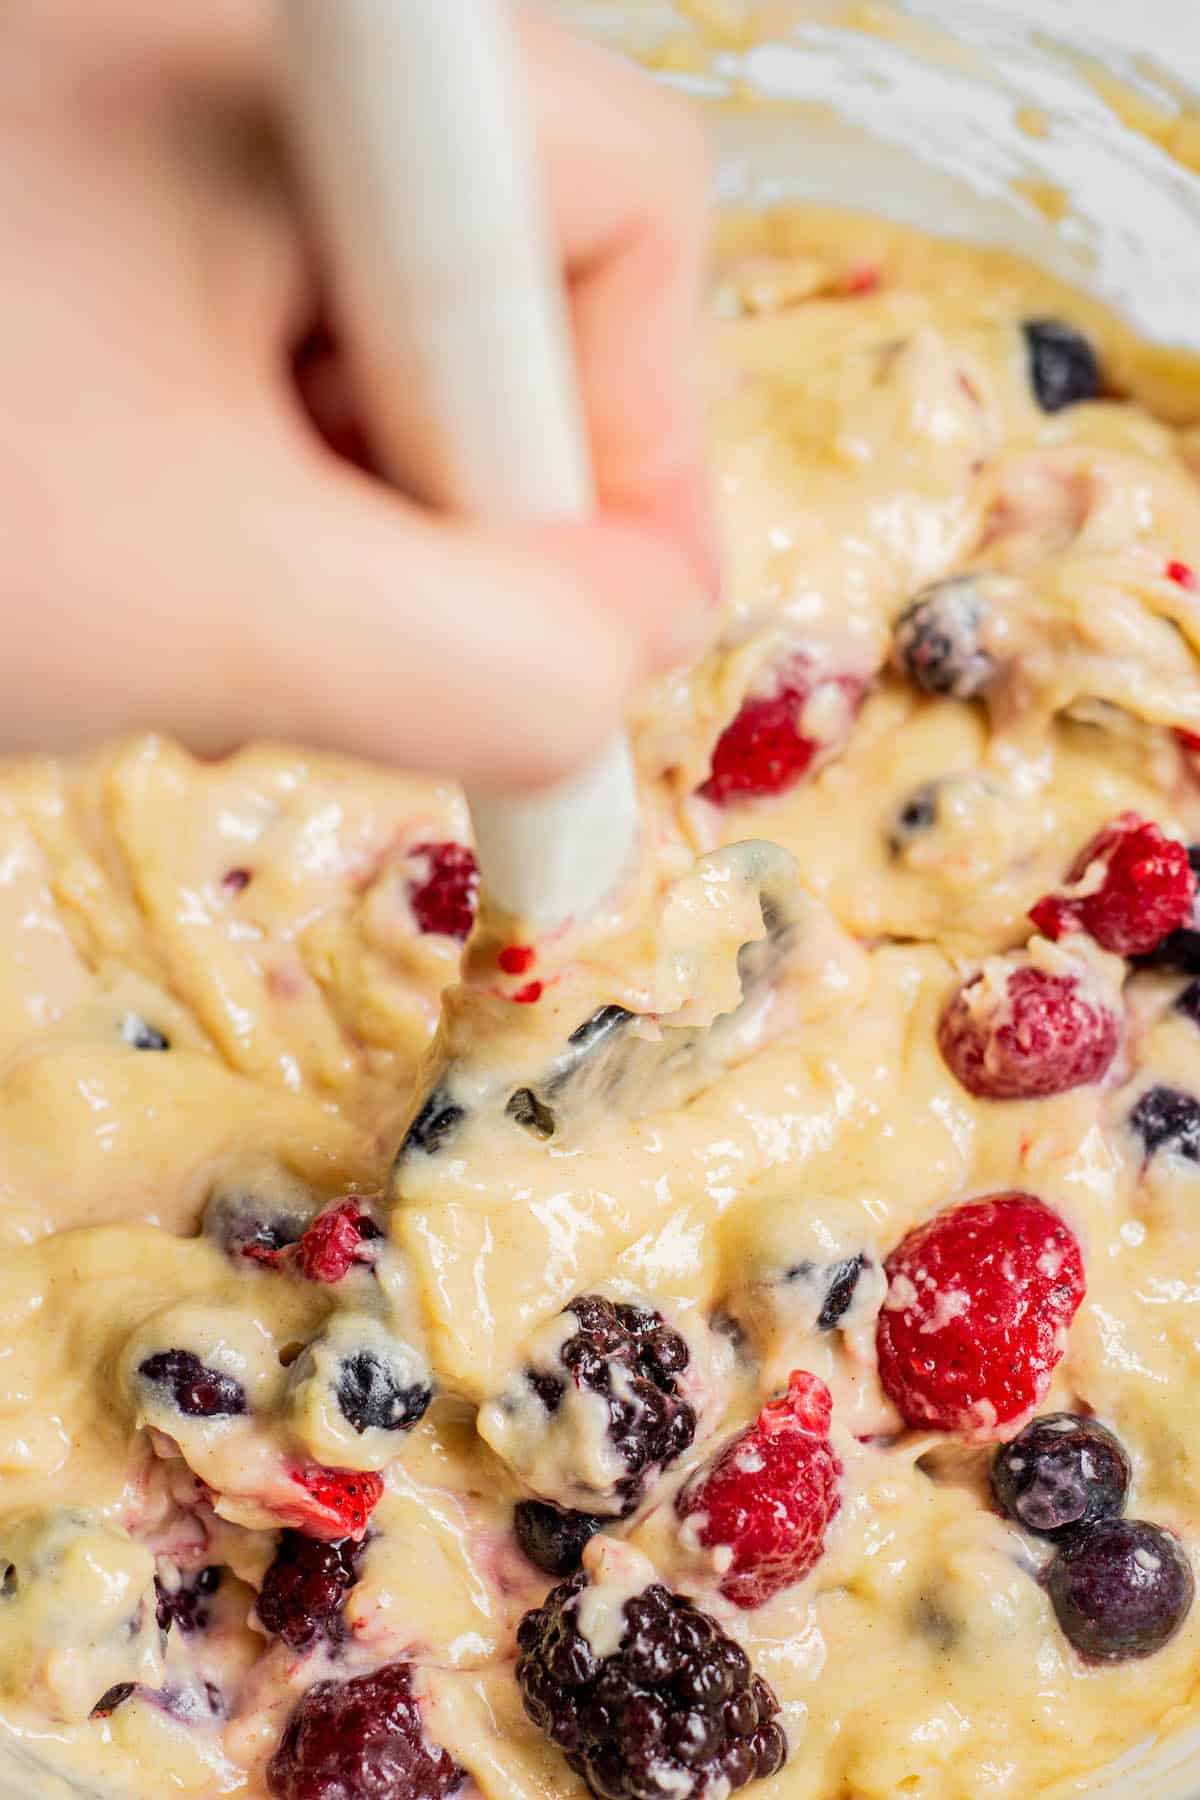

{"left": 257, "top": 1532, "right": 360, "bottom": 1651}
{"left": 284, "top": 1465, "right": 384, "bottom": 1542}
{"left": 510, "top": 1296, "right": 696, "bottom": 1515}
{"left": 267, "top": 1662, "right": 463, "bottom": 1800}
{"left": 294, "top": 1199, "right": 383, "bottom": 1284}
{"left": 156, "top": 1565, "right": 222, "bottom": 1634}
{"left": 407, "top": 841, "right": 479, "bottom": 942}
{"left": 137, "top": 1350, "right": 247, "bottom": 1419}
{"left": 516, "top": 1570, "right": 786, "bottom": 1799}
{"left": 676, "top": 1371, "right": 842, "bottom": 1609}
{"left": 875, "top": 1194, "right": 1086, "bottom": 1440}
{"left": 698, "top": 655, "right": 864, "bottom": 805}
{"left": 1046, "top": 1519, "right": 1194, "bottom": 1663}
{"left": 937, "top": 962, "right": 1120, "bottom": 1100}
{"left": 991, "top": 1414, "right": 1130, "bottom": 1542}
{"left": 1022, "top": 319, "right": 1102, "bottom": 412}
{"left": 1030, "top": 813, "right": 1195, "bottom": 957}
{"left": 1135, "top": 843, "right": 1200, "bottom": 973}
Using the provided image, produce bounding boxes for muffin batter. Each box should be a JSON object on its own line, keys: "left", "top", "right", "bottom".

{"left": 4, "top": 210, "right": 1200, "bottom": 1799}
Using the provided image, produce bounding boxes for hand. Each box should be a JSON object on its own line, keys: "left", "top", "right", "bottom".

{"left": 0, "top": 1, "right": 714, "bottom": 787}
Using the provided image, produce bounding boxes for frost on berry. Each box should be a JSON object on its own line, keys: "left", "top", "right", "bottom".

{"left": 698, "top": 653, "right": 865, "bottom": 805}
{"left": 937, "top": 950, "right": 1121, "bottom": 1100}
{"left": 676, "top": 1370, "right": 842, "bottom": 1609}
{"left": 1030, "top": 813, "right": 1195, "bottom": 957}
{"left": 875, "top": 1194, "right": 1086, "bottom": 1440}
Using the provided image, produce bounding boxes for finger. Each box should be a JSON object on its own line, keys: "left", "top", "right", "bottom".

{"left": 519, "top": 11, "right": 720, "bottom": 634}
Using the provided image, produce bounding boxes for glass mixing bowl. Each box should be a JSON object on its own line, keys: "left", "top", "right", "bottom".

{"left": 5, "top": 3, "right": 1200, "bottom": 1796}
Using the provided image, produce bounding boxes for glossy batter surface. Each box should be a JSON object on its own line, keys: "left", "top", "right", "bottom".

{"left": 5, "top": 212, "right": 1200, "bottom": 1799}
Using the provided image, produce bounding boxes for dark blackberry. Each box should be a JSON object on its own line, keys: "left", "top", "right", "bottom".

{"left": 1023, "top": 319, "right": 1102, "bottom": 413}
{"left": 514, "top": 1502, "right": 605, "bottom": 1577}
{"left": 137, "top": 1350, "right": 247, "bottom": 1418}
{"left": 992, "top": 1414, "right": 1130, "bottom": 1542}
{"left": 122, "top": 1014, "right": 169, "bottom": 1051}
{"left": 893, "top": 578, "right": 995, "bottom": 699}
{"left": 1135, "top": 846, "right": 1200, "bottom": 974}
{"left": 155, "top": 1565, "right": 222, "bottom": 1634}
{"left": 516, "top": 1573, "right": 787, "bottom": 1799}
{"left": 531, "top": 1296, "right": 696, "bottom": 1511}
{"left": 91, "top": 1683, "right": 136, "bottom": 1718}
{"left": 336, "top": 1350, "right": 433, "bottom": 1435}
{"left": 1129, "top": 1085, "right": 1200, "bottom": 1164}
{"left": 267, "top": 1662, "right": 463, "bottom": 1800}
{"left": 257, "top": 1532, "right": 359, "bottom": 1651}
{"left": 1046, "top": 1519, "right": 1194, "bottom": 1662}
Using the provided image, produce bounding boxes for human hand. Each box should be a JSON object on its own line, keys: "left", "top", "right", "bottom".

{"left": 0, "top": 1, "right": 714, "bottom": 787}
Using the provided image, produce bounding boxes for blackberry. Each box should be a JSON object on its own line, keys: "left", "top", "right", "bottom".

{"left": 1022, "top": 319, "right": 1102, "bottom": 413}
{"left": 893, "top": 577, "right": 995, "bottom": 699}
{"left": 267, "top": 1662, "right": 463, "bottom": 1800}
{"left": 514, "top": 1502, "right": 604, "bottom": 1577}
{"left": 992, "top": 1414, "right": 1130, "bottom": 1542}
{"left": 516, "top": 1573, "right": 787, "bottom": 1799}
{"left": 137, "top": 1350, "right": 247, "bottom": 1418}
{"left": 1129, "top": 1085, "right": 1200, "bottom": 1164}
{"left": 155, "top": 1565, "right": 222, "bottom": 1634}
{"left": 257, "top": 1532, "right": 359, "bottom": 1651}
{"left": 532, "top": 1297, "right": 696, "bottom": 1511}
{"left": 336, "top": 1350, "right": 433, "bottom": 1435}
{"left": 1046, "top": 1519, "right": 1194, "bottom": 1662}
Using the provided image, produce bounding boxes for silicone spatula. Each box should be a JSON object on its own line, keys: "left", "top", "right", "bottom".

{"left": 285, "top": 0, "right": 638, "bottom": 934}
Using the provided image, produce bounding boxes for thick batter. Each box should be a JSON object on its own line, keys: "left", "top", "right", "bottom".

{"left": 4, "top": 211, "right": 1200, "bottom": 1800}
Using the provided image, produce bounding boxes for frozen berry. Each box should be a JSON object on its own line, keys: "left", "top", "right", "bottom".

{"left": 337, "top": 1350, "right": 432, "bottom": 1435}
{"left": 698, "top": 655, "right": 864, "bottom": 805}
{"left": 992, "top": 1414, "right": 1130, "bottom": 1541}
{"left": 1046, "top": 1519, "right": 1194, "bottom": 1662}
{"left": 1030, "top": 814, "right": 1195, "bottom": 957}
{"left": 285, "top": 1465, "right": 384, "bottom": 1542}
{"left": 1136, "top": 845, "right": 1200, "bottom": 974}
{"left": 407, "top": 841, "right": 479, "bottom": 942}
{"left": 138, "top": 1350, "right": 247, "bottom": 1419}
{"left": 676, "top": 1370, "right": 841, "bottom": 1609}
{"left": 937, "top": 962, "right": 1120, "bottom": 1100}
{"left": 122, "top": 1013, "right": 170, "bottom": 1051}
{"left": 1023, "top": 319, "right": 1102, "bottom": 413}
{"left": 516, "top": 1571, "right": 786, "bottom": 1799}
{"left": 520, "top": 1296, "right": 696, "bottom": 1514}
{"left": 203, "top": 1174, "right": 314, "bottom": 1267}
{"left": 893, "top": 577, "right": 996, "bottom": 699}
{"left": 876, "top": 1194, "right": 1086, "bottom": 1440}
{"left": 1129, "top": 1085, "right": 1200, "bottom": 1164}
{"left": 514, "top": 1502, "right": 605, "bottom": 1578}
{"left": 156, "top": 1565, "right": 222, "bottom": 1634}
{"left": 257, "top": 1532, "right": 359, "bottom": 1651}
{"left": 267, "top": 1662, "right": 463, "bottom": 1800}
{"left": 295, "top": 1199, "right": 383, "bottom": 1284}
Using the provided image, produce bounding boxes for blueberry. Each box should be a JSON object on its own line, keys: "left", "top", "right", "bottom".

{"left": 122, "top": 1014, "right": 169, "bottom": 1051}
{"left": 888, "top": 784, "right": 939, "bottom": 855}
{"left": 893, "top": 578, "right": 995, "bottom": 699}
{"left": 202, "top": 1174, "right": 314, "bottom": 1263}
{"left": 138, "top": 1350, "right": 248, "bottom": 1419}
{"left": 815, "top": 1254, "right": 870, "bottom": 1331}
{"left": 1046, "top": 1519, "right": 1194, "bottom": 1661}
{"left": 506, "top": 1088, "right": 556, "bottom": 1140}
{"left": 513, "top": 1501, "right": 604, "bottom": 1577}
{"left": 992, "top": 1414, "right": 1130, "bottom": 1541}
{"left": 91, "top": 1683, "right": 136, "bottom": 1718}
{"left": 1129, "top": 1085, "right": 1200, "bottom": 1164}
{"left": 400, "top": 1086, "right": 466, "bottom": 1157}
{"left": 336, "top": 1351, "right": 432, "bottom": 1435}
{"left": 1023, "top": 319, "right": 1102, "bottom": 413}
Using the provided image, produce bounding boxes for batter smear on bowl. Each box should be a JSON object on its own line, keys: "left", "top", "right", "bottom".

{"left": 4, "top": 211, "right": 1200, "bottom": 1798}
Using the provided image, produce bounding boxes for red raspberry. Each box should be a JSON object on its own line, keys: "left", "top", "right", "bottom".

{"left": 407, "top": 841, "right": 479, "bottom": 941}
{"left": 294, "top": 1199, "right": 382, "bottom": 1284}
{"left": 283, "top": 1464, "right": 384, "bottom": 1542}
{"left": 1029, "top": 813, "right": 1195, "bottom": 957}
{"left": 876, "top": 1194, "right": 1085, "bottom": 1441}
{"left": 698, "top": 655, "right": 865, "bottom": 805}
{"left": 675, "top": 1370, "right": 842, "bottom": 1609}
{"left": 937, "top": 962, "right": 1120, "bottom": 1099}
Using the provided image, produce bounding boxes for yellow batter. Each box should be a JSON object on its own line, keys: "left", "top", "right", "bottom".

{"left": 4, "top": 211, "right": 1200, "bottom": 1799}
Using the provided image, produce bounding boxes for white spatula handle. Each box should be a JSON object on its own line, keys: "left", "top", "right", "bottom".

{"left": 285, "top": 0, "right": 637, "bottom": 930}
